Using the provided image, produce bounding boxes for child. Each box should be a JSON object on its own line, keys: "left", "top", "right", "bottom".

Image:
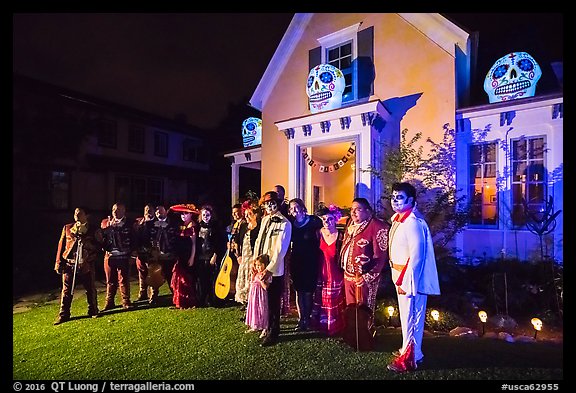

{"left": 245, "top": 254, "right": 272, "bottom": 338}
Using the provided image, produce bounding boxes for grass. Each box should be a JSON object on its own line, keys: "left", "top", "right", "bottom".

{"left": 13, "top": 281, "right": 563, "bottom": 381}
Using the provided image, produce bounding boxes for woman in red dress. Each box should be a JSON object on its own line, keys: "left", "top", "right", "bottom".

{"left": 311, "top": 204, "right": 345, "bottom": 335}
{"left": 169, "top": 204, "right": 199, "bottom": 309}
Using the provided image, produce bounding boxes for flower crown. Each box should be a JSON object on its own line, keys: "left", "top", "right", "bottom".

{"left": 327, "top": 204, "right": 342, "bottom": 221}
{"left": 317, "top": 203, "right": 342, "bottom": 221}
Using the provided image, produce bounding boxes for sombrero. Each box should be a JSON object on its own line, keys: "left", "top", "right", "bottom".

{"left": 169, "top": 203, "right": 200, "bottom": 214}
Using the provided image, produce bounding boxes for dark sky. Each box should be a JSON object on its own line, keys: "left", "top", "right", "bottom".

{"left": 13, "top": 13, "right": 563, "bottom": 129}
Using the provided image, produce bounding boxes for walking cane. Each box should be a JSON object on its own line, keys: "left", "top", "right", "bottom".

{"left": 71, "top": 237, "right": 83, "bottom": 299}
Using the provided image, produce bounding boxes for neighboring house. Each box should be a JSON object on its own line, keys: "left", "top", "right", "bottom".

{"left": 13, "top": 73, "right": 210, "bottom": 218}
{"left": 224, "top": 13, "right": 562, "bottom": 263}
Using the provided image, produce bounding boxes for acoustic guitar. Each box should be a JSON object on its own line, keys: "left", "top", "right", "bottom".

{"left": 214, "top": 249, "right": 235, "bottom": 299}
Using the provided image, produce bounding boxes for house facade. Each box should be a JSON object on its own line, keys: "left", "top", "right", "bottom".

{"left": 230, "top": 13, "right": 562, "bottom": 263}
{"left": 13, "top": 74, "right": 210, "bottom": 219}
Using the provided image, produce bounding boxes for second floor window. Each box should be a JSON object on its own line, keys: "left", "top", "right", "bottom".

{"left": 50, "top": 171, "right": 70, "bottom": 210}
{"left": 97, "top": 119, "right": 117, "bottom": 148}
{"left": 327, "top": 41, "right": 354, "bottom": 103}
{"left": 183, "top": 138, "right": 206, "bottom": 163}
{"left": 469, "top": 142, "right": 498, "bottom": 226}
{"left": 128, "top": 126, "right": 145, "bottom": 153}
{"left": 511, "top": 136, "right": 546, "bottom": 226}
{"left": 154, "top": 131, "right": 168, "bottom": 157}
{"left": 115, "top": 175, "right": 163, "bottom": 211}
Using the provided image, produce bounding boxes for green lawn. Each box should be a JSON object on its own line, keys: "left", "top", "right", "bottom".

{"left": 13, "top": 282, "right": 563, "bottom": 381}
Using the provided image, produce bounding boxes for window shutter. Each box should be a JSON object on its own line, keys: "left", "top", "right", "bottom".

{"left": 357, "top": 26, "right": 374, "bottom": 99}
{"left": 309, "top": 46, "right": 322, "bottom": 71}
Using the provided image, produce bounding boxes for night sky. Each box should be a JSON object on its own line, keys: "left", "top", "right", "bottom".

{"left": 13, "top": 13, "right": 563, "bottom": 130}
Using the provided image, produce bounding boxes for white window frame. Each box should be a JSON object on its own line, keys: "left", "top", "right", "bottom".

{"left": 317, "top": 23, "right": 361, "bottom": 103}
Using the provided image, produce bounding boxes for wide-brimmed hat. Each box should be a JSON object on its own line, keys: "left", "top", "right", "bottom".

{"left": 169, "top": 203, "right": 200, "bottom": 214}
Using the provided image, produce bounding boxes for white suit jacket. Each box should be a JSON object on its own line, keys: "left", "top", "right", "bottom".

{"left": 389, "top": 208, "right": 440, "bottom": 297}
{"left": 252, "top": 211, "right": 292, "bottom": 277}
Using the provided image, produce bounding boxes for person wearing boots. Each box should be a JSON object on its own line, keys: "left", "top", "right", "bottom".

{"left": 54, "top": 206, "right": 100, "bottom": 325}
{"left": 195, "top": 204, "right": 226, "bottom": 307}
{"left": 387, "top": 182, "right": 440, "bottom": 373}
{"left": 288, "top": 198, "right": 323, "bottom": 332}
{"left": 100, "top": 202, "right": 135, "bottom": 311}
{"left": 149, "top": 205, "right": 179, "bottom": 304}
{"left": 134, "top": 203, "right": 157, "bottom": 302}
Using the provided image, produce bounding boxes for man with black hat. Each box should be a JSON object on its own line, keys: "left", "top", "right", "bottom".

{"left": 253, "top": 190, "right": 292, "bottom": 346}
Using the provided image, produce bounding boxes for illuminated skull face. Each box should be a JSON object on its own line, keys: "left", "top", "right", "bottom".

{"left": 306, "top": 64, "right": 345, "bottom": 113}
{"left": 241, "top": 117, "right": 262, "bottom": 147}
{"left": 531, "top": 318, "right": 543, "bottom": 331}
{"left": 484, "top": 52, "right": 542, "bottom": 103}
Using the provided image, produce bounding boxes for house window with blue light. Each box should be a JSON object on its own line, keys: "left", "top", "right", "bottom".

{"left": 511, "top": 136, "right": 546, "bottom": 226}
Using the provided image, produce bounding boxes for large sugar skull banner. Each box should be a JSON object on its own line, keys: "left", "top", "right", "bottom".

{"left": 306, "top": 64, "right": 345, "bottom": 113}
{"left": 484, "top": 51, "right": 542, "bottom": 103}
{"left": 241, "top": 117, "right": 262, "bottom": 147}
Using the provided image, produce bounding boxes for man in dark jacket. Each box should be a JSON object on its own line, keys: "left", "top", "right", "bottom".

{"left": 54, "top": 206, "right": 101, "bottom": 325}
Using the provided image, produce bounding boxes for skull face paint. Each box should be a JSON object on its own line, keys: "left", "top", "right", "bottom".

{"left": 241, "top": 117, "right": 262, "bottom": 147}
{"left": 484, "top": 52, "right": 542, "bottom": 103}
{"left": 263, "top": 200, "right": 278, "bottom": 215}
{"left": 391, "top": 191, "right": 413, "bottom": 214}
{"left": 306, "top": 64, "right": 345, "bottom": 113}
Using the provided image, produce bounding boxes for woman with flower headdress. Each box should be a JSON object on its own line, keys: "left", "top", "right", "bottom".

{"left": 169, "top": 203, "right": 200, "bottom": 309}
{"left": 310, "top": 204, "right": 346, "bottom": 335}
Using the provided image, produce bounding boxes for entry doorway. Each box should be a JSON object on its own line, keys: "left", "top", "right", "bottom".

{"left": 298, "top": 139, "right": 357, "bottom": 212}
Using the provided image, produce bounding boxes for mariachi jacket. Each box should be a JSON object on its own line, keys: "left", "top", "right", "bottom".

{"left": 55, "top": 221, "right": 100, "bottom": 274}
{"left": 340, "top": 216, "right": 390, "bottom": 283}
{"left": 100, "top": 216, "right": 134, "bottom": 258}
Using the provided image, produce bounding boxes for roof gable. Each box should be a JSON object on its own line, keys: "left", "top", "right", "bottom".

{"left": 250, "top": 13, "right": 470, "bottom": 111}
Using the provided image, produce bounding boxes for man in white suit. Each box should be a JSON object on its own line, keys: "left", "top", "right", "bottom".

{"left": 253, "top": 191, "right": 292, "bottom": 346}
{"left": 387, "top": 182, "right": 440, "bottom": 373}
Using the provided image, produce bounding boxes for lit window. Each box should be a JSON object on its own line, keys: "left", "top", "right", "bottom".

{"left": 469, "top": 143, "right": 498, "bottom": 226}
{"left": 511, "top": 137, "right": 546, "bottom": 226}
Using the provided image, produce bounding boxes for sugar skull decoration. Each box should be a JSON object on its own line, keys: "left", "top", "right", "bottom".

{"left": 306, "top": 64, "right": 345, "bottom": 113}
{"left": 484, "top": 52, "right": 542, "bottom": 103}
{"left": 241, "top": 117, "right": 262, "bottom": 147}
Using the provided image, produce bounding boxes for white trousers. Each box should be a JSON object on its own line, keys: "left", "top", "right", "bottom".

{"left": 396, "top": 288, "right": 427, "bottom": 361}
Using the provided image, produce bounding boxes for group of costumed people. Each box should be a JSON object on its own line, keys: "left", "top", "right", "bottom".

{"left": 54, "top": 182, "right": 440, "bottom": 373}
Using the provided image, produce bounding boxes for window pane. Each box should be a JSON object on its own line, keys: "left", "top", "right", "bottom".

{"left": 512, "top": 183, "right": 524, "bottom": 204}
{"left": 340, "top": 56, "right": 352, "bottom": 69}
{"left": 528, "top": 183, "right": 545, "bottom": 203}
{"left": 530, "top": 138, "right": 545, "bottom": 159}
{"left": 341, "top": 43, "right": 352, "bottom": 56}
{"left": 512, "top": 139, "right": 526, "bottom": 160}
{"left": 485, "top": 143, "right": 496, "bottom": 162}
{"left": 484, "top": 163, "right": 496, "bottom": 178}
{"left": 50, "top": 171, "right": 69, "bottom": 209}
{"left": 328, "top": 48, "right": 339, "bottom": 62}
{"left": 529, "top": 162, "right": 545, "bottom": 182}
{"left": 513, "top": 161, "right": 527, "bottom": 182}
